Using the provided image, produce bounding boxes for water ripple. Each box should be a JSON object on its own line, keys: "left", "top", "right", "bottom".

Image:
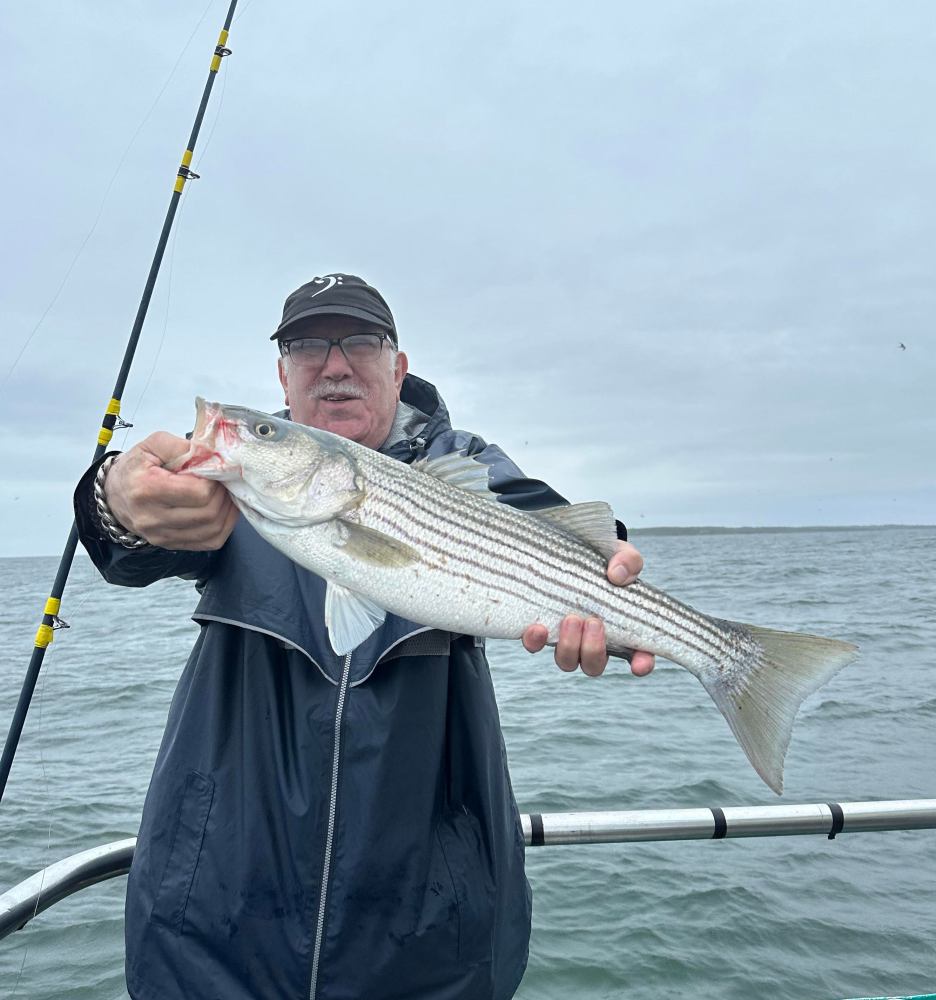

{"left": 1, "top": 530, "right": 935, "bottom": 999}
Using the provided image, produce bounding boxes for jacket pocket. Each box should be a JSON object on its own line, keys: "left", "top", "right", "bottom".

{"left": 436, "top": 808, "right": 496, "bottom": 966}
{"left": 150, "top": 770, "right": 214, "bottom": 935}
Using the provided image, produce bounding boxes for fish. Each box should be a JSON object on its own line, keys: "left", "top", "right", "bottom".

{"left": 171, "top": 397, "right": 859, "bottom": 794}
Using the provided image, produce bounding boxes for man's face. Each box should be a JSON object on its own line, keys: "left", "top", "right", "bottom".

{"left": 277, "top": 315, "right": 408, "bottom": 449}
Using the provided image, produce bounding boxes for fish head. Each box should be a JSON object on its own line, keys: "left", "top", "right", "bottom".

{"left": 170, "top": 398, "right": 365, "bottom": 526}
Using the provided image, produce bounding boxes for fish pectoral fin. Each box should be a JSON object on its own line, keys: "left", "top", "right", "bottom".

{"left": 330, "top": 520, "right": 421, "bottom": 568}
{"left": 530, "top": 502, "right": 619, "bottom": 560}
{"left": 412, "top": 451, "right": 497, "bottom": 499}
{"left": 325, "top": 582, "right": 387, "bottom": 654}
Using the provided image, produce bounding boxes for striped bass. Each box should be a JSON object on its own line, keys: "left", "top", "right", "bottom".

{"left": 172, "top": 398, "right": 858, "bottom": 794}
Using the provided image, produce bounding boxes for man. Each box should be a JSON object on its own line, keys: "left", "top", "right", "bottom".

{"left": 74, "top": 274, "right": 654, "bottom": 1000}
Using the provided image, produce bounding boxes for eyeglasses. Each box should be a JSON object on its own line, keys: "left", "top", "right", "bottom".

{"left": 279, "top": 332, "right": 393, "bottom": 368}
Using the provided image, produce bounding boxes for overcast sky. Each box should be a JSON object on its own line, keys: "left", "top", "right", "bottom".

{"left": 1, "top": 0, "right": 933, "bottom": 557}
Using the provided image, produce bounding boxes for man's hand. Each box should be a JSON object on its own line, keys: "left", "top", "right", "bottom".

{"left": 104, "top": 433, "right": 239, "bottom": 550}
{"left": 521, "top": 540, "right": 656, "bottom": 678}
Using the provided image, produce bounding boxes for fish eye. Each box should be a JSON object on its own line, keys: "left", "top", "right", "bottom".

{"left": 254, "top": 422, "right": 276, "bottom": 438}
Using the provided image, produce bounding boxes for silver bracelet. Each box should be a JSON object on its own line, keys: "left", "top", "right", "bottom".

{"left": 93, "top": 455, "right": 150, "bottom": 549}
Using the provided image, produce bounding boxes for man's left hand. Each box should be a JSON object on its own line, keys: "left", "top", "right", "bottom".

{"left": 521, "top": 541, "right": 656, "bottom": 678}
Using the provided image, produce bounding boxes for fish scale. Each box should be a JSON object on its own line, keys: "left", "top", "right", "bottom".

{"left": 174, "top": 398, "right": 859, "bottom": 794}
{"left": 363, "top": 466, "right": 734, "bottom": 664}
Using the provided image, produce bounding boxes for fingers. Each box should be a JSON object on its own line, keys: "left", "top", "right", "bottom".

{"left": 104, "top": 434, "right": 239, "bottom": 550}
{"left": 629, "top": 651, "right": 656, "bottom": 676}
{"left": 521, "top": 624, "right": 549, "bottom": 653}
{"left": 577, "top": 617, "right": 609, "bottom": 677}
{"left": 140, "top": 431, "right": 193, "bottom": 466}
{"left": 605, "top": 540, "right": 654, "bottom": 675}
{"left": 554, "top": 616, "right": 584, "bottom": 672}
{"left": 607, "top": 541, "right": 644, "bottom": 586}
{"left": 135, "top": 489, "right": 239, "bottom": 550}
{"left": 552, "top": 615, "right": 609, "bottom": 677}
{"left": 523, "top": 614, "right": 654, "bottom": 680}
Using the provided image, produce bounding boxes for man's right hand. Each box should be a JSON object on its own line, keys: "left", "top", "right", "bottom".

{"left": 105, "top": 432, "right": 239, "bottom": 550}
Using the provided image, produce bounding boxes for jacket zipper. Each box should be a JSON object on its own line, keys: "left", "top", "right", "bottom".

{"left": 308, "top": 651, "right": 352, "bottom": 999}
{"left": 194, "top": 615, "right": 440, "bottom": 994}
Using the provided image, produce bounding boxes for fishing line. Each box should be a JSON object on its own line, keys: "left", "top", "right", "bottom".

{"left": 2, "top": 4, "right": 238, "bottom": 987}
{"left": 0, "top": 0, "right": 240, "bottom": 807}
{"left": 191, "top": 35, "right": 232, "bottom": 175}
{"left": 0, "top": 0, "right": 217, "bottom": 393}
{"left": 119, "top": 56, "right": 231, "bottom": 448}
{"left": 7, "top": 562, "right": 131, "bottom": 998}
{"left": 233, "top": 0, "right": 258, "bottom": 24}
{"left": 8, "top": 659, "right": 70, "bottom": 999}
{"left": 9, "top": 935, "right": 29, "bottom": 998}
{"left": 118, "top": 189, "right": 190, "bottom": 451}
{"left": 7, "top": 646, "right": 53, "bottom": 1000}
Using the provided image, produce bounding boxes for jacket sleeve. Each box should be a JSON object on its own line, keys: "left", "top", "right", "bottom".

{"left": 74, "top": 453, "right": 217, "bottom": 588}
{"left": 457, "top": 435, "right": 628, "bottom": 541}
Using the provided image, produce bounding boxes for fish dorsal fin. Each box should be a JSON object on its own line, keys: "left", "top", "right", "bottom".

{"left": 530, "top": 502, "right": 619, "bottom": 560}
{"left": 325, "top": 581, "right": 387, "bottom": 654}
{"left": 412, "top": 451, "right": 496, "bottom": 499}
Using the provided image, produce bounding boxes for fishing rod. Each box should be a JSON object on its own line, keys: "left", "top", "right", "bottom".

{"left": 2, "top": 799, "right": 935, "bottom": 938}
{"left": 0, "top": 0, "right": 239, "bottom": 805}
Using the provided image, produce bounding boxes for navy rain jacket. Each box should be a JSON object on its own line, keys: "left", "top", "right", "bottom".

{"left": 74, "top": 374, "right": 575, "bottom": 1000}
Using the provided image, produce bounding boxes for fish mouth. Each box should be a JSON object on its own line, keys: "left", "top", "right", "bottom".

{"left": 166, "top": 397, "right": 243, "bottom": 479}
{"left": 172, "top": 444, "right": 230, "bottom": 477}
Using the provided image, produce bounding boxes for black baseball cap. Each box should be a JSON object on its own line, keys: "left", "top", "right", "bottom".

{"left": 271, "top": 273, "right": 397, "bottom": 345}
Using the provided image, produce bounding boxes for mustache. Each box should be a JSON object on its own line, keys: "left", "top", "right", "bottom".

{"left": 306, "top": 379, "right": 369, "bottom": 400}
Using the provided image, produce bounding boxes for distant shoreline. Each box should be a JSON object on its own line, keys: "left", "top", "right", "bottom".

{"left": 2, "top": 523, "right": 933, "bottom": 560}
{"left": 628, "top": 523, "right": 934, "bottom": 537}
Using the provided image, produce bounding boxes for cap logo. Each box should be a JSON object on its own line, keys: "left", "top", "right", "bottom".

{"left": 308, "top": 274, "right": 343, "bottom": 299}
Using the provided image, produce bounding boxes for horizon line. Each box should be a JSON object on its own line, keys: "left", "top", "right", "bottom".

{"left": 2, "top": 522, "right": 933, "bottom": 560}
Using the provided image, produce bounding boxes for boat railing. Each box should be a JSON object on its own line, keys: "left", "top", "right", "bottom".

{"left": 520, "top": 798, "right": 936, "bottom": 845}
{"left": 1, "top": 836, "right": 136, "bottom": 941}
{"left": 2, "top": 799, "right": 935, "bottom": 941}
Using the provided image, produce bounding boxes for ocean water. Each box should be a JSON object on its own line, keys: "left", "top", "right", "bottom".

{"left": 0, "top": 526, "right": 934, "bottom": 999}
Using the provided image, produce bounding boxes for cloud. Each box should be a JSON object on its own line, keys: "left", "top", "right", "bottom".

{"left": 1, "top": 1, "right": 934, "bottom": 555}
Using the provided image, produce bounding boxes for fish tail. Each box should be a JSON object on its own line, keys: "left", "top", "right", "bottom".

{"left": 698, "top": 623, "right": 858, "bottom": 795}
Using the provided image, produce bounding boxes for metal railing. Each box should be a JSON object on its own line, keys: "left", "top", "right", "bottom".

{"left": 3, "top": 799, "right": 935, "bottom": 940}
{"left": 1, "top": 837, "right": 136, "bottom": 940}
{"left": 521, "top": 798, "right": 936, "bottom": 845}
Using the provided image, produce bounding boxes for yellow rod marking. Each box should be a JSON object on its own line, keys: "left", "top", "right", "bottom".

{"left": 175, "top": 149, "right": 195, "bottom": 190}
{"left": 105, "top": 397, "right": 120, "bottom": 415}
{"left": 44, "top": 597, "right": 61, "bottom": 616}
{"left": 98, "top": 427, "right": 114, "bottom": 446}
{"left": 35, "top": 624, "right": 54, "bottom": 648}
{"left": 210, "top": 54, "right": 221, "bottom": 73}
{"left": 218, "top": 29, "right": 229, "bottom": 46}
